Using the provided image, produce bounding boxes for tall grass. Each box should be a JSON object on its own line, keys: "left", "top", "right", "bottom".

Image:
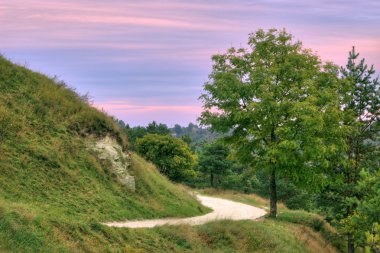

{"left": 0, "top": 56, "right": 208, "bottom": 251}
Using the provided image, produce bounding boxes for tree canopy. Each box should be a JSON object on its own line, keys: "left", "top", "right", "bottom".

{"left": 318, "top": 47, "right": 380, "bottom": 253}
{"left": 136, "top": 134, "right": 196, "bottom": 181}
{"left": 199, "top": 29, "right": 344, "bottom": 217}
{"left": 198, "top": 142, "right": 233, "bottom": 188}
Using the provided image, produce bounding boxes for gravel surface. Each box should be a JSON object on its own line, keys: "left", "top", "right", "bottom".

{"left": 104, "top": 195, "right": 267, "bottom": 228}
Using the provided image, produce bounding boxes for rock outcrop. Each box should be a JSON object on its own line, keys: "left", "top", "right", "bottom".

{"left": 88, "top": 136, "right": 135, "bottom": 191}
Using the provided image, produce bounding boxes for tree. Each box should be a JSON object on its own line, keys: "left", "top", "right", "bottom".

{"left": 365, "top": 223, "right": 380, "bottom": 253}
{"left": 199, "top": 29, "right": 343, "bottom": 217}
{"left": 318, "top": 48, "right": 380, "bottom": 253}
{"left": 180, "top": 135, "right": 192, "bottom": 145}
{"left": 340, "top": 47, "right": 380, "bottom": 185}
{"left": 146, "top": 121, "right": 170, "bottom": 135}
{"left": 136, "top": 134, "right": 196, "bottom": 181}
{"left": 125, "top": 125, "right": 147, "bottom": 145}
{"left": 198, "top": 142, "right": 233, "bottom": 187}
{"left": 125, "top": 121, "right": 170, "bottom": 146}
{"left": 173, "top": 124, "right": 183, "bottom": 136}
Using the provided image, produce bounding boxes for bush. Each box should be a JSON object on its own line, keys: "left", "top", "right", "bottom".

{"left": 136, "top": 134, "right": 197, "bottom": 181}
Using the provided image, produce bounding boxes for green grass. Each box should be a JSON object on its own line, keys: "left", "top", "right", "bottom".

{"left": 198, "top": 189, "right": 346, "bottom": 253}
{"left": 0, "top": 55, "right": 343, "bottom": 252}
{"left": 0, "top": 209, "right": 341, "bottom": 253}
{"left": 0, "top": 56, "right": 208, "bottom": 252}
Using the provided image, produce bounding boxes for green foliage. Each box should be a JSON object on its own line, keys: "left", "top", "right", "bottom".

{"left": 365, "top": 223, "right": 380, "bottom": 253}
{"left": 199, "top": 28, "right": 344, "bottom": 216}
{"left": 136, "top": 134, "right": 197, "bottom": 181}
{"left": 198, "top": 142, "right": 233, "bottom": 187}
{"left": 146, "top": 121, "right": 170, "bottom": 135}
{"left": 341, "top": 170, "right": 380, "bottom": 248}
{"left": 125, "top": 125, "right": 148, "bottom": 144}
{"left": 170, "top": 123, "right": 220, "bottom": 151}
{"left": 124, "top": 121, "right": 170, "bottom": 147}
{"left": 318, "top": 47, "right": 380, "bottom": 250}
{"left": 252, "top": 170, "right": 315, "bottom": 211}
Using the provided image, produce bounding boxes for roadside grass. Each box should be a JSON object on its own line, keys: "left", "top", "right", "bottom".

{"left": 0, "top": 208, "right": 341, "bottom": 253}
{"left": 199, "top": 189, "right": 346, "bottom": 253}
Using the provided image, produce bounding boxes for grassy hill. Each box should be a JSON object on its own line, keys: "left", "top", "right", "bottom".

{"left": 0, "top": 56, "right": 208, "bottom": 252}
{"left": 0, "top": 56, "right": 343, "bottom": 252}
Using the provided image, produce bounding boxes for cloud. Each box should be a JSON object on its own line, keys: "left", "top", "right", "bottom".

{"left": 1, "top": 0, "right": 379, "bottom": 126}
{"left": 94, "top": 100, "right": 202, "bottom": 126}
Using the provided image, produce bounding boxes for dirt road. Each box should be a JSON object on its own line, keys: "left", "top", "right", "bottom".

{"left": 104, "top": 195, "right": 266, "bottom": 228}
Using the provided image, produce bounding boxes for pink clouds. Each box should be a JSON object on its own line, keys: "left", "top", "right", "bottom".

{"left": 94, "top": 100, "right": 202, "bottom": 126}
{"left": 26, "top": 13, "right": 230, "bottom": 31}
{"left": 95, "top": 100, "right": 201, "bottom": 112}
{"left": 301, "top": 35, "right": 380, "bottom": 70}
{"left": 1, "top": 0, "right": 379, "bottom": 126}
{"left": 1, "top": 0, "right": 241, "bottom": 31}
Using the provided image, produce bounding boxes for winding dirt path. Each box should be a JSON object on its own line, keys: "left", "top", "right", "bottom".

{"left": 104, "top": 195, "right": 266, "bottom": 228}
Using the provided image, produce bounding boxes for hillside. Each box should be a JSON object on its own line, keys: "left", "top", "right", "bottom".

{"left": 0, "top": 56, "right": 208, "bottom": 252}
{"left": 0, "top": 56, "right": 343, "bottom": 253}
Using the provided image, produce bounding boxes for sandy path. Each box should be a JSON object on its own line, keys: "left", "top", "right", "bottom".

{"left": 104, "top": 195, "right": 266, "bottom": 228}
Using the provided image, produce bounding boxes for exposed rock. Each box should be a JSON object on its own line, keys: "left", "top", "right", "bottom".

{"left": 87, "top": 136, "right": 135, "bottom": 191}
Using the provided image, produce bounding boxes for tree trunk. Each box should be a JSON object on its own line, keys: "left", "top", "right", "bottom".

{"left": 347, "top": 233, "right": 355, "bottom": 253}
{"left": 210, "top": 172, "right": 214, "bottom": 188}
{"left": 269, "top": 168, "right": 277, "bottom": 218}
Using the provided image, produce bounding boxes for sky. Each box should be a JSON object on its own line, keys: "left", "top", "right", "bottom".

{"left": 1, "top": 0, "right": 379, "bottom": 127}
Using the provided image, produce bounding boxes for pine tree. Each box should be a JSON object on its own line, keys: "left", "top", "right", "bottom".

{"left": 319, "top": 47, "right": 380, "bottom": 253}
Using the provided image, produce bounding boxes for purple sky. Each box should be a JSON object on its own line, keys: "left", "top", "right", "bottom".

{"left": 1, "top": 0, "right": 379, "bottom": 126}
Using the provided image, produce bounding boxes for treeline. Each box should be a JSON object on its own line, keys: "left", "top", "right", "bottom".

{"left": 116, "top": 120, "right": 315, "bottom": 212}
{"left": 116, "top": 29, "right": 379, "bottom": 253}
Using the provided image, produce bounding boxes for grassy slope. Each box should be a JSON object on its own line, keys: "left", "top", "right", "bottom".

{"left": 0, "top": 56, "right": 208, "bottom": 252}
{"left": 0, "top": 56, "right": 344, "bottom": 252}
{"left": 0, "top": 190, "right": 343, "bottom": 253}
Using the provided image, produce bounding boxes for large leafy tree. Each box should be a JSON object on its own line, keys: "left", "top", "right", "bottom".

{"left": 199, "top": 29, "right": 343, "bottom": 217}
{"left": 136, "top": 134, "right": 196, "bottom": 181}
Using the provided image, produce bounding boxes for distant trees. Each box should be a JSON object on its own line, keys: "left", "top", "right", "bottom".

{"left": 199, "top": 29, "right": 343, "bottom": 218}
{"left": 170, "top": 123, "right": 219, "bottom": 150}
{"left": 136, "top": 134, "right": 196, "bottom": 181}
{"left": 198, "top": 142, "right": 232, "bottom": 187}
{"left": 124, "top": 121, "right": 170, "bottom": 145}
{"left": 173, "top": 124, "right": 183, "bottom": 136}
{"left": 146, "top": 121, "right": 170, "bottom": 135}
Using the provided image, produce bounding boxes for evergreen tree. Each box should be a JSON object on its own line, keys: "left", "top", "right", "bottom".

{"left": 319, "top": 47, "right": 380, "bottom": 253}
